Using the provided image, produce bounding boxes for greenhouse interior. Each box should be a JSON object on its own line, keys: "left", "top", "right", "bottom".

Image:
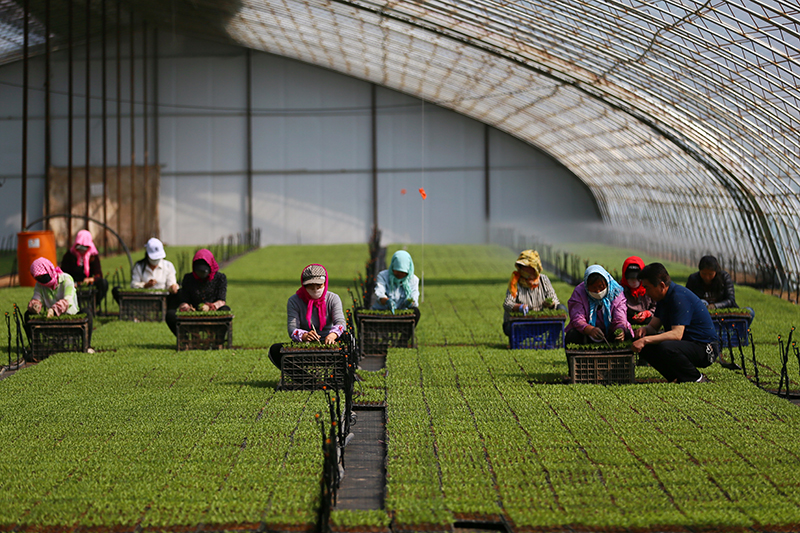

{"left": 1, "top": 0, "right": 800, "bottom": 531}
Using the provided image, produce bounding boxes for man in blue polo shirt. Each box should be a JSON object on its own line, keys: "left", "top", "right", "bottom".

{"left": 632, "top": 263, "right": 720, "bottom": 383}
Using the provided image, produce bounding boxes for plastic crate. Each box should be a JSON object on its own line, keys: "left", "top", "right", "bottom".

{"left": 28, "top": 317, "right": 90, "bottom": 359}
{"left": 118, "top": 291, "right": 168, "bottom": 322}
{"left": 711, "top": 315, "right": 750, "bottom": 348}
{"left": 76, "top": 286, "right": 96, "bottom": 316}
{"left": 175, "top": 315, "right": 234, "bottom": 350}
{"left": 566, "top": 349, "right": 636, "bottom": 384}
{"left": 280, "top": 347, "right": 349, "bottom": 390}
{"left": 509, "top": 319, "right": 565, "bottom": 349}
{"left": 356, "top": 312, "right": 416, "bottom": 356}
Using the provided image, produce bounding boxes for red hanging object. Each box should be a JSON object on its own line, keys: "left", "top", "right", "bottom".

{"left": 419, "top": 188, "right": 427, "bottom": 200}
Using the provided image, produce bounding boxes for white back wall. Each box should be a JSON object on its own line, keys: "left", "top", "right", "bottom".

{"left": 0, "top": 32, "right": 600, "bottom": 249}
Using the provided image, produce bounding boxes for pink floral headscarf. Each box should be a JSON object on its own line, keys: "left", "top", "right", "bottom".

{"left": 30, "top": 257, "right": 63, "bottom": 290}
{"left": 70, "top": 230, "right": 99, "bottom": 278}
{"left": 295, "top": 264, "right": 329, "bottom": 329}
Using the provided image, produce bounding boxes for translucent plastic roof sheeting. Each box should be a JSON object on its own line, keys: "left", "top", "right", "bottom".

{"left": 4, "top": 0, "right": 800, "bottom": 281}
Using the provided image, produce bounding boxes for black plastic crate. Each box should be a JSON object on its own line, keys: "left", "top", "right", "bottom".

{"left": 175, "top": 314, "right": 234, "bottom": 350}
{"left": 280, "top": 347, "right": 349, "bottom": 390}
{"left": 76, "top": 286, "right": 96, "bottom": 316}
{"left": 509, "top": 317, "right": 565, "bottom": 349}
{"left": 566, "top": 348, "right": 636, "bottom": 384}
{"left": 28, "top": 317, "right": 90, "bottom": 359}
{"left": 711, "top": 315, "right": 750, "bottom": 348}
{"left": 355, "top": 311, "right": 416, "bottom": 356}
{"left": 118, "top": 291, "right": 168, "bottom": 322}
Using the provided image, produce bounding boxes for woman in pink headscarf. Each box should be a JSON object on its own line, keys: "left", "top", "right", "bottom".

{"left": 268, "top": 263, "right": 347, "bottom": 370}
{"left": 24, "top": 257, "right": 93, "bottom": 357}
{"left": 60, "top": 229, "right": 108, "bottom": 309}
{"left": 165, "top": 249, "right": 230, "bottom": 336}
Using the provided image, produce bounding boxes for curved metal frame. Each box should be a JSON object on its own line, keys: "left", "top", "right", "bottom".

{"left": 25, "top": 214, "right": 133, "bottom": 270}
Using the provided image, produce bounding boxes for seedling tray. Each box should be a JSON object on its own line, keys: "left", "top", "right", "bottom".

{"left": 279, "top": 346, "right": 349, "bottom": 391}
{"left": 118, "top": 291, "right": 168, "bottom": 322}
{"left": 509, "top": 318, "right": 565, "bottom": 349}
{"left": 566, "top": 348, "right": 636, "bottom": 384}
{"left": 28, "top": 317, "right": 90, "bottom": 359}
{"left": 355, "top": 311, "right": 416, "bottom": 357}
{"left": 175, "top": 314, "right": 234, "bottom": 351}
{"left": 711, "top": 315, "right": 749, "bottom": 348}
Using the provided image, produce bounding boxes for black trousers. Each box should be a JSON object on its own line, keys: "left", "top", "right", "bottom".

{"left": 92, "top": 277, "right": 109, "bottom": 309}
{"left": 166, "top": 305, "right": 231, "bottom": 336}
{"left": 639, "top": 340, "right": 716, "bottom": 383}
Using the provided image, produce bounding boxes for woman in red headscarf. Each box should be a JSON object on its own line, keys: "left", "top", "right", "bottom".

{"left": 165, "top": 249, "right": 230, "bottom": 336}
{"left": 60, "top": 229, "right": 109, "bottom": 309}
{"left": 621, "top": 256, "right": 656, "bottom": 325}
{"left": 268, "top": 263, "right": 347, "bottom": 370}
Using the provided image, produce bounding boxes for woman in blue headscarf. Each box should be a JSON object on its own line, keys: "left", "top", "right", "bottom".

{"left": 372, "top": 250, "right": 421, "bottom": 323}
{"left": 565, "top": 265, "right": 632, "bottom": 345}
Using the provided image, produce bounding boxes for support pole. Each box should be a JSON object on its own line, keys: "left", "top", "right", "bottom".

{"left": 371, "top": 84, "right": 378, "bottom": 232}
{"left": 484, "top": 124, "right": 490, "bottom": 243}
{"left": 102, "top": 0, "right": 108, "bottom": 252}
{"left": 246, "top": 49, "right": 253, "bottom": 235}
{"left": 68, "top": 0, "right": 74, "bottom": 241}
{"left": 44, "top": 0, "right": 51, "bottom": 221}
{"left": 85, "top": 0, "right": 91, "bottom": 230}
{"left": 143, "top": 20, "right": 149, "bottom": 239}
{"left": 21, "top": 0, "right": 29, "bottom": 231}
{"left": 115, "top": 0, "right": 122, "bottom": 252}
{"left": 130, "top": 8, "right": 136, "bottom": 247}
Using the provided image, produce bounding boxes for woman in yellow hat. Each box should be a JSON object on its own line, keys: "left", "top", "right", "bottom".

{"left": 502, "top": 250, "right": 563, "bottom": 338}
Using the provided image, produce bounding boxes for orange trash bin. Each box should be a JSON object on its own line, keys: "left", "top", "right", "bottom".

{"left": 17, "top": 230, "right": 58, "bottom": 287}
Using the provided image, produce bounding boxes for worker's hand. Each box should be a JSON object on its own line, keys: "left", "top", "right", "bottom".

{"left": 169, "top": 284, "right": 179, "bottom": 294}
{"left": 144, "top": 279, "right": 157, "bottom": 288}
{"left": 28, "top": 300, "right": 42, "bottom": 313}
{"left": 83, "top": 277, "right": 95, "bottom": 285}
{"left": 707, "top": 303, "right": 716, "bottom": 310}
{"left": 634, "top": 327, "right": 649, "bottom": 339}
{"left": 302, "top": 330, "right": 321, "bottom": 342}
{"left": 380, "top": 297, "right": 389, "bottom": 305}
{"left": 632, "top": 337, "right": 648, "bottom": 353}
{"left": 519, "top": 304, "right": 530, "bottom": 316}
{"left": 614, "top": 329, "right": 626, "bottom": 342}
{"left": 632, "top": 311, "right": 651, "bottom": 322}
{"left": 46, "top": 308, "right": 55, "bottom": 318}
{"left": 323, "top": 333, "right": 338, "bottom": 344}
{"left": 178, "top": 303, "right": 193, "bottom": 312}
{"left": 586, "top": 326, "right": 606, "bottom": 342}
{"left": 199, "top": 303, "right": 212, "bottom": 312}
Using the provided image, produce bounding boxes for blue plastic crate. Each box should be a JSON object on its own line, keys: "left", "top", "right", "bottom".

{"left": 712, "top": 316, "right": 750, "bottom": 348}
{"left": 510, "top": 319, "right": 564, "bottom": 349}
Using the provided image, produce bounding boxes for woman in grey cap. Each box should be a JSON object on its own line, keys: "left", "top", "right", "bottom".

{"left": 268, "top": 263, "right": 346, "bottom": 369}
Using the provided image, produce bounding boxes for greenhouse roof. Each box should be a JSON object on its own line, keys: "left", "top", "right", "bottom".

{"left": 2, "top": 0, "right": 799, "bottom": 280}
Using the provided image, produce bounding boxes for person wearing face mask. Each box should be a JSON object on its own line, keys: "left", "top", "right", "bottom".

{"left": 620, "top": 256, "right": 656, "bottom": 325}
{"left": 24, "top": 257, "right": 92, "bottom": 357}
{"left": 685, "top": 255, "right": 754, "bottom": 324}
{"left": 165, "top": 249, "right": 229, "bottom": 336}
{"left": 565, "top": 265, "right": 632, "bottom": 346}
{"left": 112, "top": 238, "right": 180, "bottom": 308}
{"left": 60, "top": 229, "right": 109, "bottom": 310}
{"left": 502, "top": 249, "right": 564, "bottom": 339}
{"left": 372, "top": 250, "right": 421, "bottom": 323}
{"left": 268, "top": 264, "right": 347, "bottom": 370}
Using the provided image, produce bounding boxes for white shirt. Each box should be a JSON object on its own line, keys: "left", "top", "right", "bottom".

{"left": 130, "top": 259, "right": 178, "bottom": 290}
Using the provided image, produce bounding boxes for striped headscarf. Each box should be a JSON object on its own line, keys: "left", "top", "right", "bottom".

{"left": 31, "top": 257, "right": 63, "bottom": 290}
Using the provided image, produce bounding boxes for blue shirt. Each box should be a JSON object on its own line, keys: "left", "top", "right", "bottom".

{"left": 655, "top": 282, "right": 719, "bottom": 344}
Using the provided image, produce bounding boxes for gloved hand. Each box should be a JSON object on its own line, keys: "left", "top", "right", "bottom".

{"left": 520, "top": 305, "right": 530, "bottom": 316}
{"left": 632, "top": 310, "right": 652, "bottom": 322}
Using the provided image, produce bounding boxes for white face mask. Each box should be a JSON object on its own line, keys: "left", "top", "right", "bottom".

{"left": 148, "top": 258, "right": 161, "bottom": 267}
{"left": 588, "top": 288, "right": 608, "bottom": 300}
{"left": 627, "top": 279, "right": 640, "bottom": 289}
{"left": 307, "top": 286, "right": 324, "bottom": 299}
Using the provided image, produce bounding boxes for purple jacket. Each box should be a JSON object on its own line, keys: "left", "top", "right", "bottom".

{"left": 565, "top": 282, "right": 632, "bottom": 336}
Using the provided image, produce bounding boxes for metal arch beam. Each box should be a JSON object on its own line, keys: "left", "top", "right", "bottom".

{"left": 25, "top": 214, "right": 134, "bottom": 271}
{"left": 320, "top": 0, "right": 782, "bottom": 279}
